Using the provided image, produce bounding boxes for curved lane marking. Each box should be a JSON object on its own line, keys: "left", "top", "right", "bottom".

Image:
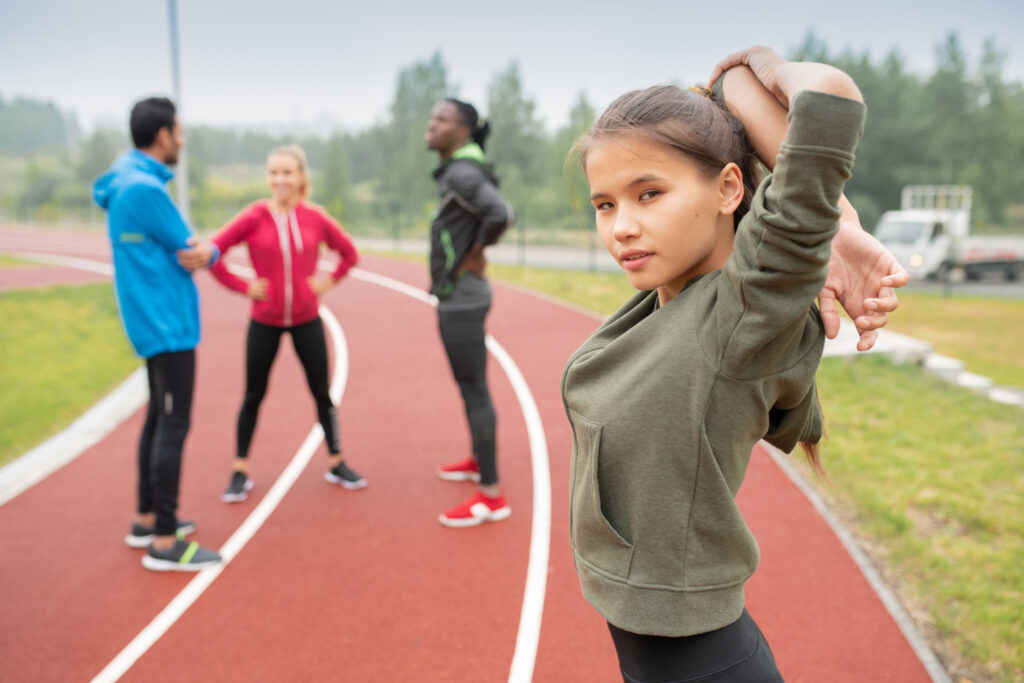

{"left": 0, "top": 253, "right": 147, "bottom": 507}
{"left": 91, "top": 298, "right": 349, "bottom": 683}
{"left": 347, "top": 267, "right": 550, "bottom": 683}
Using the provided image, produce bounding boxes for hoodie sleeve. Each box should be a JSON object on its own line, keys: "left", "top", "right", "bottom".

{"left": 208, "top": 206, "right": 257, "bottom": 295}
{"left": 121, "top": 183, "right": 194, "bottom": 251}
{"left": 446, "top": 162, "right": 514, "bottom": 246}
{"left": 712, "top": 91, "right": 865, "bottom": 380}
{"left": 316, "top": 209, "right": 358, "bottom": 281}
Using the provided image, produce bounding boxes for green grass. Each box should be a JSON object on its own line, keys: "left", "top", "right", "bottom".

{"left": 0, "top": 253, "right": 31, "bottom": 267}
{"left": 0, "top": 283, "right": 139, "bottom": 466}
{"left": 883, "top": 291, "right": 1024, "bottom": 387}
{"left": 813, "top": 356, "right": 1024, "bottom": 682}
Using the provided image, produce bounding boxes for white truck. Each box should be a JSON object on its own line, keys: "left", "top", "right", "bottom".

{"left": 875, "top": 185, "right": 1024, "bottom": 281}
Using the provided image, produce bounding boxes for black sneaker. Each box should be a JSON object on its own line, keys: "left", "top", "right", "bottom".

{"left": 142, "top": 539, "right": 222, "bottom": 572}
{"left": 221, "top": 471, "right": 254, "bottom": 503}
{"left": 324, "top": 461, "right": 367, "bottom": 490}
{"left": 125, "top": 519, "right": 197, "bottom": 548}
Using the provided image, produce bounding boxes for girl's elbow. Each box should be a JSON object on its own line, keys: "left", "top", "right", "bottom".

{"left": 816, "top": 70, "right": 863, "bottom": 102}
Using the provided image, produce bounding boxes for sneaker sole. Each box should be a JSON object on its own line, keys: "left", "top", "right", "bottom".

{"left": 142, "top": 555, "right": 221, "bottom": 572}
{"left": 324, "top": 472, "right": 368, "bottom": 490}
{"left": 438, "top": 506, "right": 511, "bottom": 528}
{"left": 436, "top": 470, "right": 482, "bottom": 483}
{"left": 221, "top": 479, "right": 254, "bottom": 503}
{"left": 124, "top": 521, "right": 197, "bottom": 548}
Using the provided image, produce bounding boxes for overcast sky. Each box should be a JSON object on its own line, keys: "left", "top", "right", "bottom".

{"left": 2, "top": 0, "right": 1021, "bottom": 134}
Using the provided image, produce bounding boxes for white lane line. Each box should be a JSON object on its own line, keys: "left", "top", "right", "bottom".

{"left": 0, "top": 254, "right": 139, "bottom": 507}
{"left": 485, "top": 339, "right": 551, "bottom": 683}
{"left": 347, "top": 267, "right": 550, "bottom": 683}
{"left": 7, "top": 250, "right": 115, "bottom": 275}
{"left": 0, "top": 369, "right": 147, "bottom": 506}
{"left": 0, "top": 258, "right": 252, "bottom": 507}
{"left": 91, "top": 303, "right": 348, "bottom": 683}
{"left": 0, "top": 236, "right": 110, "bottom": 257}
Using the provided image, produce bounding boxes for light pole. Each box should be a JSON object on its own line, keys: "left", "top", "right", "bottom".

{"left": 167, "top": 0, "right": 190, "bottom": 222}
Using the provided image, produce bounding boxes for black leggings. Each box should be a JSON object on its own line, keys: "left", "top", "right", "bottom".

{"left": 138, "top": 349, "right": 195, "bottom": 536}
{"left": 608, "top": 609, "right": 783, "bottom": 683}
{"left": 437, "top": 273, "right": 497, "bottom": 485}
{"left": 237, "top": 317, "right": 339, "bottom": 460}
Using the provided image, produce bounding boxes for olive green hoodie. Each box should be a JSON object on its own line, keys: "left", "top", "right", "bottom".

{"left": 561, "top": 90, "right": 866, "bottom": 637}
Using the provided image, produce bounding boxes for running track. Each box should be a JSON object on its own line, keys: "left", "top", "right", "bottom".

{"left": 0, "top": 227, "right": 936, "bottom": 682}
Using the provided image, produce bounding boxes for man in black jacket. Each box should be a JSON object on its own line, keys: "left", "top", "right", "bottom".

{"left": 425, "top": 98, "right": 514, "bottom": 527}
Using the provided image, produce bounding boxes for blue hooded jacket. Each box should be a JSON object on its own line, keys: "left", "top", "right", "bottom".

{"left": 92, "top": 149, "right": 210, "bottom": 358}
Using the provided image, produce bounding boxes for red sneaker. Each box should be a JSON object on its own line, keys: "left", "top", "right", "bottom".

{"left": 437, "top": 457, "right": 481, "bottom": 482}
{"left": 439, "top": 491, "right": 511, "bottom": 527}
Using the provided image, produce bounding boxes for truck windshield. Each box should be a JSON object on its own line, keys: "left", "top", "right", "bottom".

{"left": 875, "top": 220, "right": 926, "bottom": 245}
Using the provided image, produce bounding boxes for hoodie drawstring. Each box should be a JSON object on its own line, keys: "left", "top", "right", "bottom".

{"left": 288, "top": 209, "right": 304, "bottom": 254}
{"left": 273, "top": 210, "right": 295, "bottom": 327}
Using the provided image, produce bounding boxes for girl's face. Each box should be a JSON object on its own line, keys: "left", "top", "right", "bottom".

{"left": 267, "top": 153, "right": 305, "bottom": 205}
{"left": 586, "top": 135, "right": 739, "bottom": 304}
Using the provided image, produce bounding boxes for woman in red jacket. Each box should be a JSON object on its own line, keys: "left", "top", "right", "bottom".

{"left": 210, "top": 144, "right": 365, "bottom": 502}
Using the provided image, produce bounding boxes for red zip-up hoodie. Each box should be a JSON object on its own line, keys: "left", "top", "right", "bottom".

{"left": 210, "top": 200, "right": 358, "bottom": 328}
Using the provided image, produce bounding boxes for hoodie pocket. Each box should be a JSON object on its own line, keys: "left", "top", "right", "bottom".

{"left": 568, "top": 409, "right": 633, "bottom": 579}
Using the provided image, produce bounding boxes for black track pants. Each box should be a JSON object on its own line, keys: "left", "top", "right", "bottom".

{"left": 437, "top": 273, "right": 497, "bottom": 485}
{"left": 138, "top": 349, "right": 195, "bottom": 536}
{"left": 236, "top": 317, "right": 340, "bottom": 460}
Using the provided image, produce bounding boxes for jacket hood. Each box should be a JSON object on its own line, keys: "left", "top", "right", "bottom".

{"left": 93, "top": 149, "right": 174, "bottom": 209}
{"left": 434, "top": 142, "right": 498, "bottom": 185}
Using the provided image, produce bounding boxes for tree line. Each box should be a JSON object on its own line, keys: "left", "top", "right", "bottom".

{"left": 2, "top": 32, "right": 1022, "bottom": 237}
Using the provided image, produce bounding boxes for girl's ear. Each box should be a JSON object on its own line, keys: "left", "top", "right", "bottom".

{"left": 717, "top": 163, "right": 744, "bottom": 216}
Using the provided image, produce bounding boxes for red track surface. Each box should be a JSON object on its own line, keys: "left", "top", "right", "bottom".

{"left": 0, "top": 228, "right": 931, "bottom": 682}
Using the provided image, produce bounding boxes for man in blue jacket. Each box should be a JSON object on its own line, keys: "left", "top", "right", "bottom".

{"left": 93, "top": 97, "right": 221, "bottom": 571}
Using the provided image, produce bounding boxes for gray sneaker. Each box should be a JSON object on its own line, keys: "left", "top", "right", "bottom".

{"left": 125, "top": 519, "right": 196, "bottom": 548}
{"left": 324, "top": 461, "right": 367, "bottom": 490}
{"left": 221, "top": 471, "right": 254, "bottom": 503}
{"left": 142, "top": 539, "right": 222, "bottom": 572}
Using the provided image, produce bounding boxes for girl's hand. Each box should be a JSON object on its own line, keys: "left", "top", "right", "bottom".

{"left": 707, "top": 46, "right": 789, "bottom": 106}
{"left": 819, "top": 220, "right": 909, "bottom": 351}
{"left": 308, "top": 275, "right": 333, "bottom": 296}
{"left": 247, "top": 278, "right": 269, "bottom": 301}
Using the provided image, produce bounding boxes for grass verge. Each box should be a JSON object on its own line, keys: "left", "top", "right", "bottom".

{"left": 0, "top": 283, "right": 139, "bottom": 466}
{"left": 881, "top": 291, "right": 1024, "bottom": 387}
{"left": 812, "top": 356, "right": 1023, "bottom": 682}
{"left": 0, "top": 253, "right": 31, "bottom": 267}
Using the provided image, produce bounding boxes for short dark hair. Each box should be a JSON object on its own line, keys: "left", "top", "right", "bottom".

{"left": 130, "top": 97, "right": 176, "bottom": 148}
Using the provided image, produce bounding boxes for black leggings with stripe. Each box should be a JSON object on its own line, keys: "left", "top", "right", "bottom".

{"left": 237, "top": 317, "right": 339, "bottom": 460}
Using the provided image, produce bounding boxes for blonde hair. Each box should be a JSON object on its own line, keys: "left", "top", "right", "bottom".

{"left": 267, "top": 144, "right": 311, "bottom": 200}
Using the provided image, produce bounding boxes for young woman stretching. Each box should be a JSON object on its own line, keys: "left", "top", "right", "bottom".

{"left": 209, "top": 145, "right": 365, "bottom": 502}
{"left": 562, "top": 46, "right": 900, "bottom": 681}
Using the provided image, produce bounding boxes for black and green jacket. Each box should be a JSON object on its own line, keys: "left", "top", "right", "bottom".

{"left": 429, "top": 143, "right": 513, "bottom": 298}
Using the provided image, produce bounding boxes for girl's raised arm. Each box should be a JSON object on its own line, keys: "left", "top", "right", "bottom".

{"left": 710, "top": 48, "right": 908, "bottom": 351}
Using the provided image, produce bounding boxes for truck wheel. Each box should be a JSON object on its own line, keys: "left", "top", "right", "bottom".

{"left": 1007, "top": 262, "right": 1023, "bottom": 282}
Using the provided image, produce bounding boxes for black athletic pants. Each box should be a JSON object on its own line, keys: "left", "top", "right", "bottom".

{"left": 608, "top": 609, "right": 784, "bottom": 683}
{"left": 237, "top": 317, "right": 340, "bottom": 460}
{"left": 437, "top": 273, "right": 497, "bottom": 485}
{"left": 138, "top": 349, "right": 195, "bottom": 536}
